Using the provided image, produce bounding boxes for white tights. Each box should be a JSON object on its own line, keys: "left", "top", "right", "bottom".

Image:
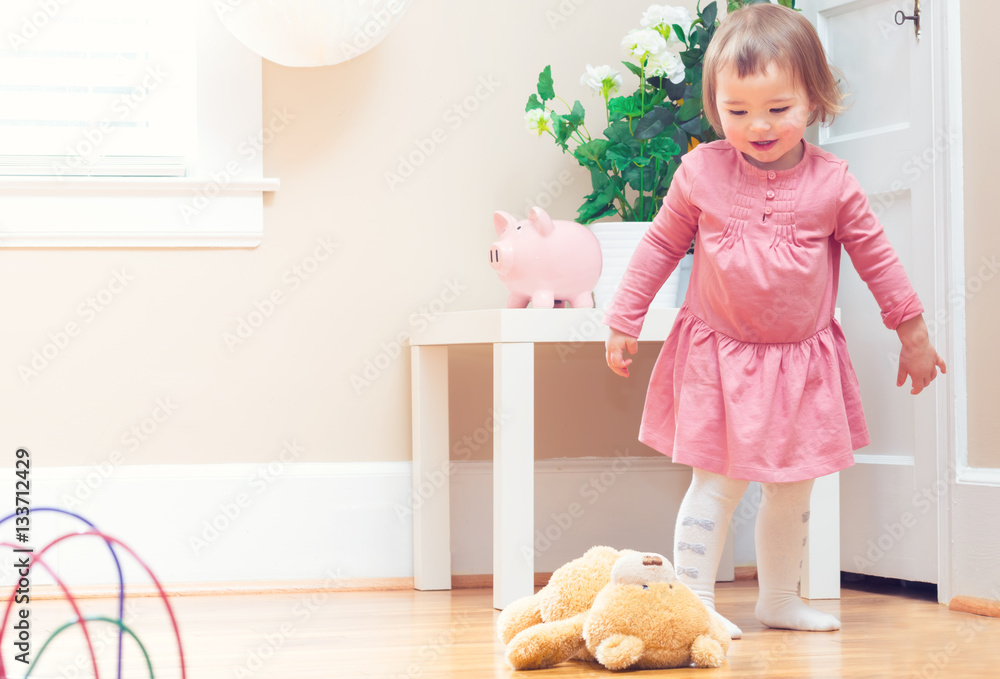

{"left": 673, "top": 467, "right": 841, "bottom": 638}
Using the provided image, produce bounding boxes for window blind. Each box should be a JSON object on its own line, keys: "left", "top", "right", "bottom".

{"left": 0, "top": 0, "right": 195, "bottom": 176}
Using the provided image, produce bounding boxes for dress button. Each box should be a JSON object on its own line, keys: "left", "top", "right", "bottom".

{"left": 764, "top": 206, "right": 773, "bottom": 215}
{"left": 766, "top": 190, "right": 775, "bottom": 199}
{"left": 768, "top": 171, "right": 776, "bottom": 180}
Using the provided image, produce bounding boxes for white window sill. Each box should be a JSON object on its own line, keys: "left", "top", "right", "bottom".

{"left": 0, "top": 176, "right": 280, "bottom": 192}
{"left": 0, "top": 177, "right": 279, "bottom": 248}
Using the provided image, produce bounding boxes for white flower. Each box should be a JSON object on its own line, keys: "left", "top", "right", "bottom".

{"left": 524, "top": 108, "right": 553, "bottom": 135}
{"left": 580, "top": 64, "right": 623, "bottom": 97}
{"left": 640, "top": 5, "right": 692, "bottom": 48}
{"left": 621, "top": 28, "right": 667, "bottom": 61}
{"left": 647, "top": 50, "right": 686, "bottom": 84}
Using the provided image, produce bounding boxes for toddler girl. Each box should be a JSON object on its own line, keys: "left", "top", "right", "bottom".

{"left": 603, "top": 4, "right": 945, "bottom": 639}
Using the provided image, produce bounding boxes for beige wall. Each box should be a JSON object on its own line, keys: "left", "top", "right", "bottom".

{"left": 962, "top": 0, "right": 1000, "bottom": 469}
{"left": 11, "top": 1, "right": 990, "bottom": 471}
{"left": 1, "top": 0, "right": 693, "bottom": 467}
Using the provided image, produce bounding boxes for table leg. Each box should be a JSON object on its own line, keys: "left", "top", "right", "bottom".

{"left": 493, "top": 342, "right": 535, "bottom": 610}
{"left": 411, "top": 345, "right": 452, "bottom": 591}
{"left": 801, "top": 471, "right": 840, "bottom": 599}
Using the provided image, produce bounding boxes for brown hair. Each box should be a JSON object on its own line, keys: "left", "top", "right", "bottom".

{"left": 702, "top": 3, "right": 845, "bottom": 136}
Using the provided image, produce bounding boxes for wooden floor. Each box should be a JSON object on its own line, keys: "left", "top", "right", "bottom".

{"left": 10, "top": 579, "right": 1000, "bottom": 678}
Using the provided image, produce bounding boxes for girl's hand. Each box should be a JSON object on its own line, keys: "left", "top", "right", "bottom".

{"left": 895, "top": 315, "right": 946, "bottom": 395}
{"left": 606, "top": 329, "right": 639, "bottom": 378}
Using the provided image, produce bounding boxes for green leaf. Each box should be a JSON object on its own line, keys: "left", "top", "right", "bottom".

{"left": 605, "top": 144, "right": 634, "bottom": 172}
{"left": 537, "top": 66, "right": 555, "bottom": 101}
{"left": 680, "top": 49, "right": 701, "bottom": 69}
{"left": 647, "top": 135, "right": 682, "bottom": 161}
{"left": 623, "top": 163, "right": 658, "bottom": 192}
{"left": 691, "top": 68, "right": 703, "bottom": 94}
{"left": 659, "top": 158, "right": 680, "bottom": 191}
{"left": 646, "top": 88, "right": 668, "bottom": 110}
{"left": 588, "top": 165, "right": 610, "bottom": 191}
{"left": 673, "top": 126, "right": 689, "bottom": 152}
{"left": 565, "top": 100, "right": 586, "bottom": 125}
{"left": 671, "top": 23, "right": 688, "bottom": 47}
{"left": 578, "top": 202, "right": 619, "bottom": 224}
{"left": 574, "top": 139, "right": 611, "bottom": 163}
{"left": 701, "top": 1, "right": 718, "bottom": 27}
{"left": 633, "top": 195, "right": 650, "bottom": 221}
{"left": 659, "top": 76, "right": 688, "bottom": 101}
{"left": 621, "top": 60, "right": 643, "bottom": 78}
{"left": 634, "top": 106, "right": 675, "bottom": 140}
{"left": 609, "top": 95, "right": 641, "bottom": 119}
{"left": 525, "top": 94, "right": 544, "bottom": 112}
{"left": 604, "top": 121, "right": 634, "bottom": 144}
{"left": 550, "top": 112, "right": 567, "bottom": 146}
{"left": 677, "top": 96, "right": 703, "bottom": 121}
{"left": 578, "top": 181, "right": 619, "bottom": 223}
{"left": 679, "top": 116, "right": 703, "bottom": 136}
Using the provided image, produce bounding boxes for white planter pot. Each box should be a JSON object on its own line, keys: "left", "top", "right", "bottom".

{"left": 588, "top": 222, "right": 689, "bottom": 310}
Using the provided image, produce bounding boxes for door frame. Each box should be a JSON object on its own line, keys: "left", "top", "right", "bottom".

{"left": 935, "top": 0, "right": 974, "bottom": 605}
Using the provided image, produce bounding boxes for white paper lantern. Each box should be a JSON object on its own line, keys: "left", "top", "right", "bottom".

{"left": 216, "top": 0, "right": 414, "bottom": 67}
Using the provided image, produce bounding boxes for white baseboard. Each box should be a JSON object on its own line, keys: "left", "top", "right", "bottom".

{"left": 0, "top": 458, "right": 759, "bottom": 587}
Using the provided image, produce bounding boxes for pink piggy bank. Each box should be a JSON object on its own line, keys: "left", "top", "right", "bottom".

{"left": 490, "top": 207, "right": 602, "bottom": 309}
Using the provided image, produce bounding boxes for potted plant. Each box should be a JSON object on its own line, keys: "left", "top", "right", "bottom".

{"left": 523, "top": 0, "right": 796, "bottom": 308}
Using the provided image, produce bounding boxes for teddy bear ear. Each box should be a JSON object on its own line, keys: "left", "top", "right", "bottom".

{"left": 611, "top": 552, "right": 676, "bottom": 586}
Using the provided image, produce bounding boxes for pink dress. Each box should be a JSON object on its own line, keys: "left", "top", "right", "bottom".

{"left": 602, "top": 140, "right": 923, "bottom": 482}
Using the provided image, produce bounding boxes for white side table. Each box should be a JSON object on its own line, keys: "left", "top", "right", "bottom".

{"left": 409, "top": 308, "right": 839, "bottom": 609}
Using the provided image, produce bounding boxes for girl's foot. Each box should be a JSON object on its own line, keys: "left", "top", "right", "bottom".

{"left": 755, "top": 595, "right": 840, "bottom": 631}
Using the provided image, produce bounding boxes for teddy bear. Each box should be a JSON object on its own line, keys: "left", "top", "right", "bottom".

{"left": 497, "top": 546, "right": 730, "bottom": 671}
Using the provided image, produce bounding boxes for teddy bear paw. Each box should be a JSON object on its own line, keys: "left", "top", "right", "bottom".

{"left": 595, "top": 633, "right": 645, "bottom": 671}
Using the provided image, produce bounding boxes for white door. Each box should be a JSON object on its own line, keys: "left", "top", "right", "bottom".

{"left": 803, "top": 0, "right": 940, "bottom": 583}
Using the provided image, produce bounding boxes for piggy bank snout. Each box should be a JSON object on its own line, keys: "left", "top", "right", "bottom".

{"left": 489, "top": 241, "right": 513, "bottom": 273}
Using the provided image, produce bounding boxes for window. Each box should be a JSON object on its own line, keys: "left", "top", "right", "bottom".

{"left": 0, "top": 0, "right": 277, "bottom": 247}
{"left": 1, "top": 0, "right": 195, "bottom": 176}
